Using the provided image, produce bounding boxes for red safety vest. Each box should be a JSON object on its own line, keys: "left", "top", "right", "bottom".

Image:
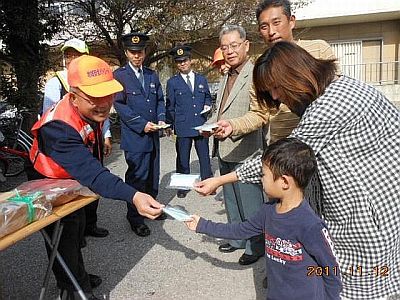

{"left": 30, "top": 94, "right": 102, "bottom": 178}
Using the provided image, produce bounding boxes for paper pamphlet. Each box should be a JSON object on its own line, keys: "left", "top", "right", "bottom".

{"left": 154, "top": 123, "right": 171, "bottom": 129}
{"left": 200, "top": 106, "right": 211, "bottom": 114}
{"left": 167, "top": 173, "right": 200, "bottom": 190}
{"left": 193, "top": 123, "right": 218, "bottom": 132}
{"left": 162, "top": 205, "right": 192, "bottom": 222}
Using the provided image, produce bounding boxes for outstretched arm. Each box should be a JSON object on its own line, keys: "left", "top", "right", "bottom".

{"left": 194, "top": 171, "right": 238, "bottom": 196}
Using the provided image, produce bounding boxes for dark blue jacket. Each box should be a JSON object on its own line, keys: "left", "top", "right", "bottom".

{"left": 166, "top": 73, "right": 212, "bottom": 137}
{"left": 114, "top": 64, "right": 165, "bottom": 153}
{"left": 38, "top": 121, "right": 136, "bottom": 203}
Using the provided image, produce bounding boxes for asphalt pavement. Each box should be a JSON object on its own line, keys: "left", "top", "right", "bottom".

{"left": 0, "top": 135, "right": 266, "bottom": 300}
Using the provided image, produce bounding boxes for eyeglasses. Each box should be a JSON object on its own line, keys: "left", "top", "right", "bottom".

{"left": 72, "top": 92, "right": 97, "bottom": 106}
{"left": 73, "top": 92, "right": 114, "bottom": 107}
{"left": 220, "top": 41, "right": 245, "bottom": 53}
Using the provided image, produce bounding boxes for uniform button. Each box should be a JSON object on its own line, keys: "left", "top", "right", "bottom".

{"left": 149, "top": 110, "right": 152, "bottom": 112}
{"left": 193, "top": 105, "right": 196, "bottom": 107}
{"left": 147, "top": 99, "right": 150, "bottom": 102}
{"left": 194, "top": 113, "right": 198, "bottom": 116}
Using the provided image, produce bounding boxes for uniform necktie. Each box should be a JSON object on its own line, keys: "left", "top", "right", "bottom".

{"left": 137, "top": 68, "right": 144, "bottom": 89}
{"left": 186, "top": 74, "right": 193, "bottom": 93}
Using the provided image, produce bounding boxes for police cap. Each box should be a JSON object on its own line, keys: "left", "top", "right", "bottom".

{"left": 122, "top": 32, "right": 149, "bottom": 51}
{"left": 169, "top": 45, "right": 192, "bottom": 61}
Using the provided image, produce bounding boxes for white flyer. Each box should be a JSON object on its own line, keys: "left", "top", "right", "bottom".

{"left": 167, "top": 173, "right": 201, "bottom": 190}
{"left": 200, "top": 106, "right": 211, "bottom": 114}
{"left": 193, "top": 123, "right": 218, "bottom": 132}
{"left": 154, "top": 123, "right": 171, "bottom": 129}
{"left": 162, "top": 205, "right": 192, "bottom": 222}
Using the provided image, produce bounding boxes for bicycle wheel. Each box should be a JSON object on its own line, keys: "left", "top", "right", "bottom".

{"left": 0, "top": 158, "right": 7, "bottom": 181}
{"left": 17, "top": 129, "right": 33, "bottom": 151}
{"left": 0, "top": 150, "right": 26, "bottom": 177}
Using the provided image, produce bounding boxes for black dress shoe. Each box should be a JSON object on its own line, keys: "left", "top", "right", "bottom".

{"left": 89, "top": 274, "right": 102, "bottom": 289}
{"left": 218, "top": 243, "right": 239, "bottom": 253}
{"left": 238, "top": 253, "right": 262, "bottom": 265}
{"left": 177, "top": 190, "right": 188, "bottom": 198}
{"left": 84, "top": 226, "right": 109, "bottom": 238}
{"left": 130, "top": 223, "right": 151, "bottom": 237}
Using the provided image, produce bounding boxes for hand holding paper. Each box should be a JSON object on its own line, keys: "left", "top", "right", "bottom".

{"left": 185, "top": 214, "right": 200, "bottom": 231}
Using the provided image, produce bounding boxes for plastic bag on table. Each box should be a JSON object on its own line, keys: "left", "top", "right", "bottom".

{"left": 15, "top": 179, "right": 97, "bottom": 207}
{"left": 0, "top": 191, "right": 52, "bottom": 239}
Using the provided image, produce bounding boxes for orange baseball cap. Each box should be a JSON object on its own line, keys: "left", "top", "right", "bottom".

{"left": 68, "top": 55, "right": 123, "bottom": 98}
{"left": 211, "top": 48, "right": 224, "bottom": 66}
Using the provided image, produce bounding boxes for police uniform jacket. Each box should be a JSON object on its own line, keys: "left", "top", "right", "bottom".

{"left": 114, "top": 64, "right": 165, "bottom": 153}
{"left": 166, "top": 72, "right": 212, "bottom": 137}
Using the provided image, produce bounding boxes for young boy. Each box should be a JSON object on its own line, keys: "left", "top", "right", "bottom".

{"left": 185, "top": 138, "right": 342, "bottom": 299}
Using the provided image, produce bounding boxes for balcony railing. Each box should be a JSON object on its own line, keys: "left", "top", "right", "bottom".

{"left": 340, "top": 61, "right": 399, "bottom": 85}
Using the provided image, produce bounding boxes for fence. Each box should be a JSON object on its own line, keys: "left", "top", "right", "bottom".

{"left": 340, "top": 61, "right": 399, "bottom": 85}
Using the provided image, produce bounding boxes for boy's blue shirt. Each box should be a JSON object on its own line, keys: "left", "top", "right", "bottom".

{"left": 197, "top": 199, "right": 342, "bottom": 300}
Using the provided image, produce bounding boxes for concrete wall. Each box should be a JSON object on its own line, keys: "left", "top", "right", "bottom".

{"left": 294, "top": 20, "right": 400, "bottom": 62}
{"left": 293, "top": 19, "right": 400, "bottom": 104}
{"left": 375, "top": 84, "right": 400, "bottom": 109}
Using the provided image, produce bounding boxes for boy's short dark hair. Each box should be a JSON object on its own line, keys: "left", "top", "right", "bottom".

{"left": 262, "top": 138, "right": 317, "bottom": 190}
{"left": 256, "top": 0, "right": 292, "bottom": 22}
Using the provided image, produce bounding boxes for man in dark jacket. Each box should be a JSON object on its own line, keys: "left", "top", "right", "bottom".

{"left": 166, "top": 45, "right": 213, "bottom": 198}
{"left": 30, "top": 55, "right": 163, "bottom": 300}
{"left": 113, "top": 32, "right": 167, "bottom": 237}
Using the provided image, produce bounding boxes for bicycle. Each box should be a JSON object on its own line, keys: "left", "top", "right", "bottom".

{"left": 0, "top": 102, "right": 33, "bottom": 182}
{"left": 0, "top": 144, "right": 29, "bottom": 177}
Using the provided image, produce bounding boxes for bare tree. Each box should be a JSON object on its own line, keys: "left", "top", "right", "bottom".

{"left": 57, "top": 0, "right": 259, "bottom": 66}
{"left": 0, "top": 0, "right": 61, "bottom": 110}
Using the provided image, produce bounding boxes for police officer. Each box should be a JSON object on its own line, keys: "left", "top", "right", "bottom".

{"left": 166, "top": 45, "right": 213, "bottom": 198}
{"left": 114, "top": 32, "right": 167, "bottom": 236}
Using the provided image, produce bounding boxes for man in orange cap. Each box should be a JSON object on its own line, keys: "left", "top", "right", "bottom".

{"left": 43, "top": 38, "right": 113, "bottom": 240}
{"left": 30, "top": 55, "right": 164, "bottom": 300}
